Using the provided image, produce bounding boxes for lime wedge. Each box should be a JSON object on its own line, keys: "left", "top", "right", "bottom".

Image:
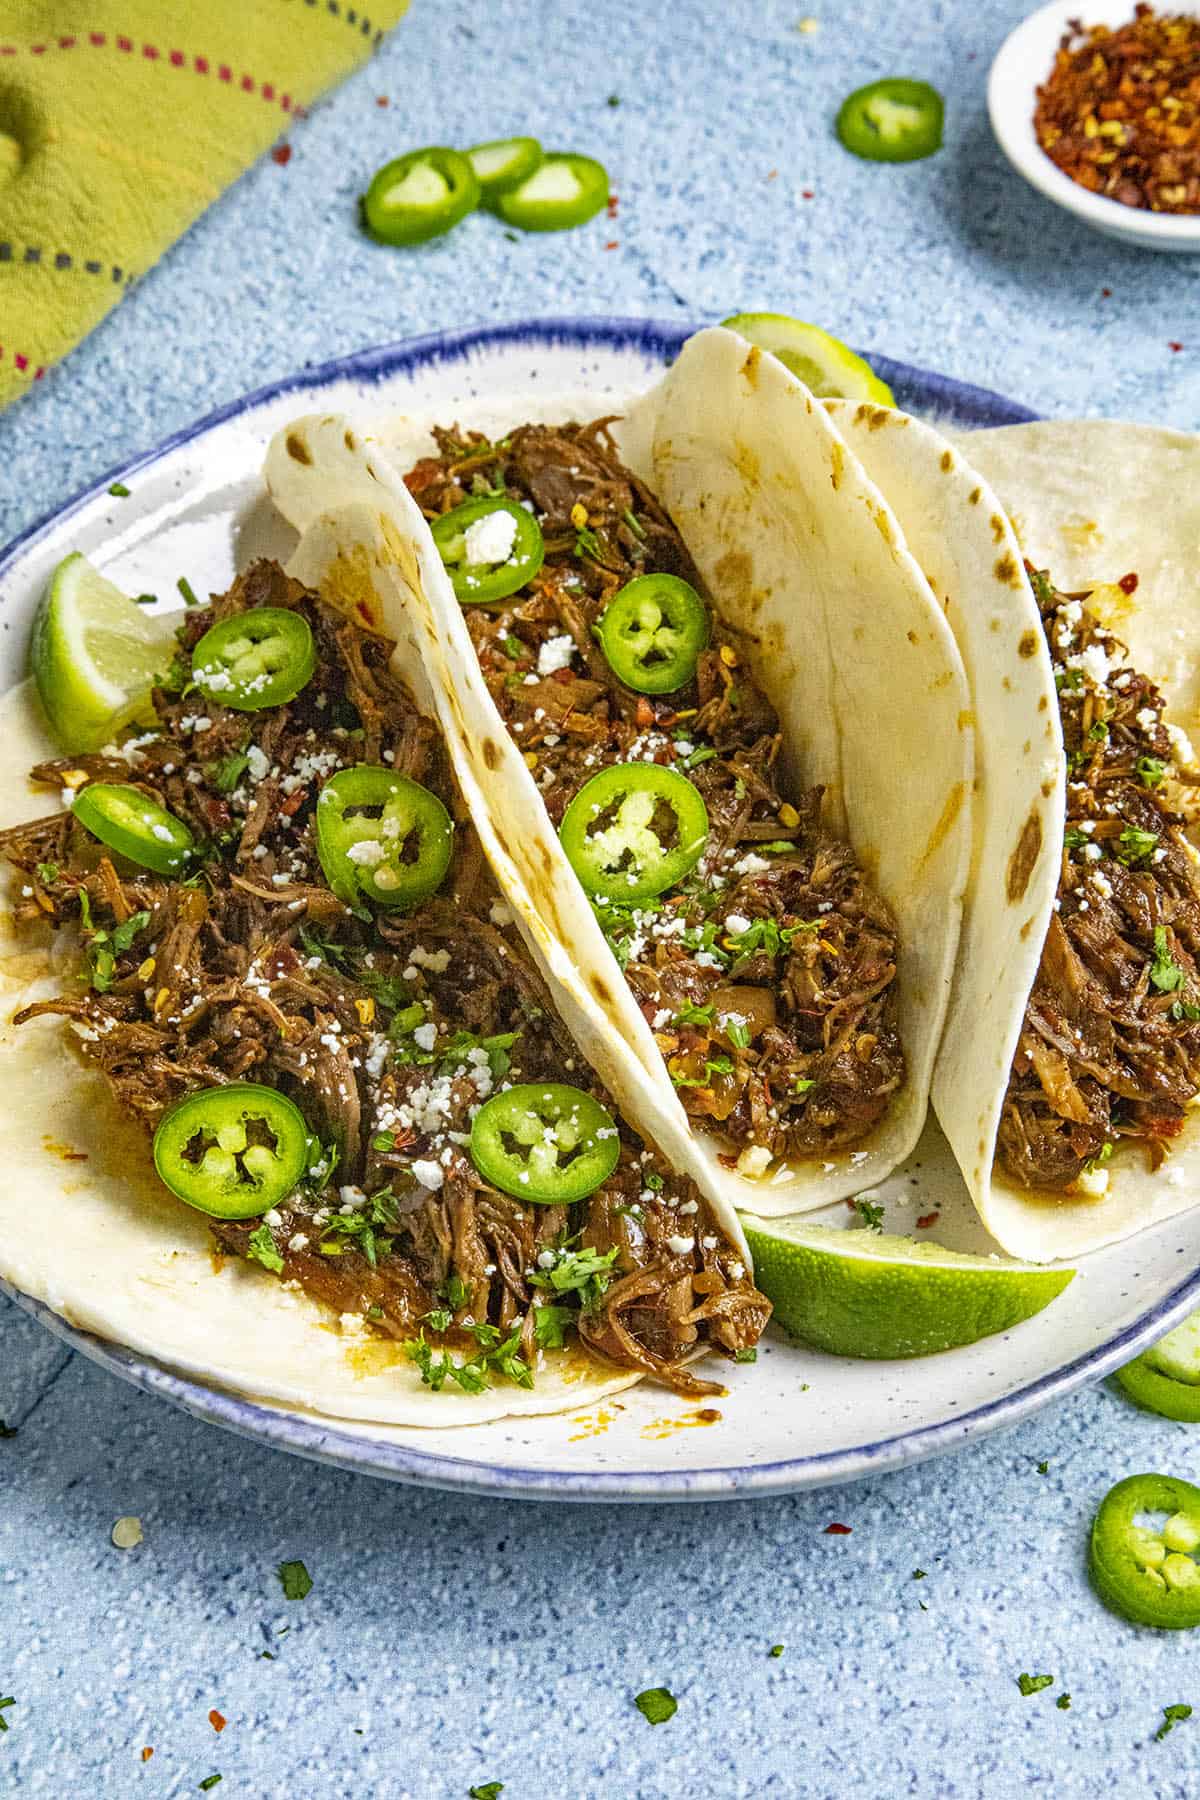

{"left": 720, "top": 312, "right": 896, "bottom": 406}
{"left": 741, "top": 1215, "right": 1074, "bottom": 1359}
{"left": 30, "top": 552, "right": 176, "bottom": 752}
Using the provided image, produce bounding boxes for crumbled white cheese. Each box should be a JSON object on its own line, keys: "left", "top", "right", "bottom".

{"left": 411, "top": 1157, "right": 445, "bottom": 1191}
{"left": 346, "top": 838, "right": 385, "bottom": 867}
{"left": 666, "top": 1234, "right": 695, "bottom": 1256}
{"left": 736, "top": 1144, "right": 773, "bottom": 1179}
{"left": 488, "top": 899, "right": 513, "bottom": 927}
{"left": 463, "top": 508, "right": 518, "bottom": 566}
{"left": 1075, "top": 1165, "right": 1110, "bottom": 1199}
{"left": 412, "top": 1022, "right": 438, "bottom": 1052}
{"left": 724, "top": 912, "right": 753, "bottom": 937}
{"left": 409, "top": 945, "right": 451, "bottom": 973}
{"left": 537, "top": 632, "right": 577, "bottom": 677}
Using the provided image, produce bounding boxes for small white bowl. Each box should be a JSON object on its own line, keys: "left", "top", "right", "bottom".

{"left": 989, "top": 0, "right": 1200, "bottom": 252}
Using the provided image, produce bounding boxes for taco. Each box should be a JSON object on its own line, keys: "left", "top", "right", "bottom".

{"left": 0, "top": 556, "right": 769, "bottom": 1423}
{"left": 832, "top": 406, "right": 1200, "bottom": 1260}
{"left": 265, "top": 326, "right": 975, "bottom": 1220}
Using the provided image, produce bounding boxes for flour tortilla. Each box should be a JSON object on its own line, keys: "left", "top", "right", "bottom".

{"left": 901, "top": 417, "right": 1200, "bottom": 1260}
{"left": 0, "top": 683, "right": 638, "bottom": 1429}
{"left": 266, "top": 326, "right": 975, "bottom": 1218}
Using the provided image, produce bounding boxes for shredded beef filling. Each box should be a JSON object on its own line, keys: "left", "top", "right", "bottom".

{"left": 0, "top": 560, "right": 769, "bottom": 1394}
{"left": 997, "top": 567, "right": 1200, "bottom": 1192}
{"left": 405, "top": 419, "right": 905, "bottom": 1169}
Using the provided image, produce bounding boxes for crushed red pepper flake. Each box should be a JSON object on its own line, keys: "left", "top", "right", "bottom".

{"left": 141, "top": 1748, "right": 154, "bottom": 1763}
{"left": 606, "top": 193, "right": 619, "bottom": 218}
{"left": 916, "top": 1209, "right": 940, "bottom": 1228}
{"left": 605, "top": 240, "right": 620, "bottom": 250}
{"left": 1034, "top": 5, "right": 1200, "bottom": 214}
{"left": 801, "top": 188, "right": 815, "bottom": 198}
{"left": 270, "top": 143, "right": 292, "bottom": 167}
{"left": 376, "top": 95, "right": 389, "bottom": 107}
{"left": 1170, "top": 340, "right": 1185, "bottom": 350}
{"left": 824, "top": 1522, "right": 852, "bottom": 1535}
{"left": 1118, "top": 570, "right": 1140, "bottom": 594}
{"left": 208, "top": 1710, "right": 227, "bottom": 1733}
{"left": 1101, "top": 285, "right": 1113, "bottom": 295}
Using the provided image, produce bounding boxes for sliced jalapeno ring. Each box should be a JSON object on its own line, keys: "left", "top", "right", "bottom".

{"left": 466, "top": 135, "right": 543, "bottom": 200}
{"left": 431, "top": 497, "right": 545, "bottom": 605}
{"left": 316, "top": 765, "right": 453, "bottom": 910}
{"left": 361, "top": 145, "right": 481, "bottom": 246}
{"left": 1115, "top": 1308, "right": 1200, "bottom": 1421}
{"left": 559, "top": 764, "right": 709, "bottom": 903}
{"left": 469, "top": 1082, "right": 621, "bottom": 1203}
{"left": 494, "top": 152, "right": 609, "bottom": 232}
{"left": 153, "top": 1081, "right": 310, "bottom": 1219}
{"left": 72, "top": 782, "right": 194, "bottom": 876}
{"left": 191, "top": 607, "right": 316, "bottom": 712}
{"left": 1089, "top": 1473, "right": 1200, "bottom": 1629}
{"left": 835, "top": 78, "right": 944, "bottom": 164}
{"left": 597, "top": 573, "right": 710, "bottom": 694}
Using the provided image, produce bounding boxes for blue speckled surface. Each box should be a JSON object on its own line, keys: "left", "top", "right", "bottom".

{"left": 4, "top": 0, "right": 1200, "bottom": 1792}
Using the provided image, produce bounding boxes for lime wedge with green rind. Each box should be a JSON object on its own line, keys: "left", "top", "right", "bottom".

{"left": 741, "top": 1215, "right": 1074, "bottom": 1359}
{"left": 720, "top": 312, "right": 896, "bottom": 406}
{"left": 30, "top": 552, "right": 176, "bottom": 753}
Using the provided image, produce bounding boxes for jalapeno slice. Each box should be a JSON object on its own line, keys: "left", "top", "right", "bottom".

{"left": 835, "top": 79, "right": 944, "bottom": 164}
{"left": 362, "top": 146, "right": 481, "bottom": 246}
{"left": 153, "top": 1082, "right": 310, "bottom": 1219}
{"left": 1089, "top": 1473, "right": 1200, "bottom": 1629}
{"left": 431, "top": 497, "right": 545, "bottom": 605}
{"left": 1115, "top": 1308, "right": 1200, "bottom": 1421}
{"left": 494, "top": 153, "right": 609, "bottom": 232}
{"left": 316, "top": 765, "right": 453, "bottom": 910}
{"left": 469, "top": 1082, "right": 621, "bottom": 1203}
{"left": 559, "top": 764, "right": 709, "bottom": 903}
{"left": 73, "top": 782, "right": 195, "bottom": 876}
{"left": 596, "top": 573, "right": 710, "bottom": 694}
{"left": 466, "top": 135, "right": 543, "bottom": 200}
{"left": 191, "top": 608, "right": 316, "bottom": 711}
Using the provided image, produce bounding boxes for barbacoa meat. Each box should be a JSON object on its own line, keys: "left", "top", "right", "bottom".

{"left": 404, "top": 419, "right": 906, "bottom": 1174}
{"left": 997, "top": 567, "right": 1200, "bottom": 1192}
{"left": 0, "top": 561, "right": 769, "bottom": 1395}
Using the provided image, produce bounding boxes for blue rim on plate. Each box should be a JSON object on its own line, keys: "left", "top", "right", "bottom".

{"left": 4, "top": 316, "right": 1183, "bottom": 1505}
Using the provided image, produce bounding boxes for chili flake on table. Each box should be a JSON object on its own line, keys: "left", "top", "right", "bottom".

{"left": 1034, "top": 5, "right": 1200, "bottom": 213}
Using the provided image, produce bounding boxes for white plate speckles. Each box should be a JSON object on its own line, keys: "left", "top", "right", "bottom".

{"left": 2, "top": 317, "right": 1197, "bottom": 1503}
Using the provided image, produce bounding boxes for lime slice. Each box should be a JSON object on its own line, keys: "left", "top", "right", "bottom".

{"left": 30, "top": 552, "right": 176, "bottom": 752}
{"left": 720, "top": 312, "right": 896, "bottom": 406}
{"left": 741, "top": 1215, "right": 1074, "bottom": 1359}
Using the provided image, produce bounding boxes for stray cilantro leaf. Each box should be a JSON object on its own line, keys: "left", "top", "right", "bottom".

{"left": 246, "top": 1224, "right": 283, "bottom": 1275}
{"left": 177, "top": 576, "right": 201, "bottom": 607}
{"left": 0, "top": 1420, "right": 15, "bottom": 1439}
{"left": 209, "top": 750, "right": 249, "bottom": 795}
{"left": 1057, "top": 1694, "right": 1071, "bottom": 1711}
{"left": 405, "top": 1325, "right": 533, "bottom": 1395}
{"left": 529, "top": 1245, "right": 620, "bottom": 1311}
{"left": 769, "top": 1644, "right": 784, "bottom": 1658}
{"left": 1151, "top": 926, "right": 1187, "bottom": 994}
{"left": 644, "top": 1171, "right": 664, "bottom": 1192}
{"left": 0, "top": 1697, "right": 13, "bottom": 1732}
{"left": 366, "top": 1304, "right": 384, "bottom": 1322}
{"left": 532, "top": 1304, "right": 574, "bottom": 1350}
{"left": 722, "top": 1015, "right": 751, "bottom": 1050}
{"left": 34, "top": 861, "right": 59, "bottom": 885}
{"left": 1063, "top": 827, "right": 1090, "bottom": 851}
{"left": 1088, "top": 718, "right": 1109, "bottom": 742}
{"left": 733, "top": 1347, "right": 757, "bottom": 1363}
{"left": 1017, "top": 1673, "right": 1054, "bottom": 1697}
{"left": 502, "top": 633, "right": 526, "bottom": 660}
{"left": 1028, "top": 567, "right": 1056, "bottom": 607}
{"left": 671, "top": 1054, "right": 734, "bottom": 1089}
{"left": 277, "top": 1559, "right": 312, "bottom": 1601}
{"left": 372, "top": 1131, "right": 396, "bottom": 1153}
{"left": 108, "top": 482, "right": 131, "bottom": 498}
{"left": 792, "top": 1077, "right": 816, "bottom": 1096}
{"left": 673, "top": 1001, "right": 715, "bottom": 1028}
{"left": 134, "top": 592, "right": 157, "bottom": 606}
{"left": 854, "top": 1198, "right": 884, "bottom": 1232}
{"left": 469, "top": 1785, "right": 504, "bottom": 1800}
{"left": 607, "top": 92, "right": 620, "bottom": 106}
{"left": 575, "top": 525, "right": 603, "bottom": 561}
{"left": 634, "top": 1687, "right": 677, "bottom": 1725}
{"left": 912, "top": 1569, "right": 927, "bottom": 1580}
{"left": 680, "top": 744, "right": 717, "bottom": 770}
{"left": 1172, "top": 1000, "right": 1200, "bottom": 1022}
{"left": 1156, "top": 1703, "right": 1192, "bottom": 1742}
{"left": 198, "top": 1779, "right": 222, "bottom": 1792}
{"left": 1137, "top": 755, "right": 1167, "bottom": 789}
{"left": 320, "top": 1188, "right": 399, "bottom": 1269}
{"left": 1117, "top": 825, "right": 1159, "bottom": 866}
{"left": 1037, "top": 1460, "right": 1049, "bottom": 1475}
{"left": 1055, "top": 666, "right": 1084, "bottom": 692}
{"left": 622, "top": 507, "right": 646, "bottom": 540}
{"left": 83, "top": 908, "right": 150, "bottom": 993}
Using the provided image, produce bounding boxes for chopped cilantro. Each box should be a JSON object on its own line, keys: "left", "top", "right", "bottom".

{"left": 673, "top": 1001, "right": 715, "bottom": 1028}
{"left": 792, "top": 1077, "right": 816, "bottom": 1096}
{"left": 575, "top": 525, "right": 603, "bottom": 561}
{"left": 1063, "top": 827, "right": 1090, "bottom": 851}
{"left": 198, "top": 1780, "right": 222, "bottom": 1793}
{"left": 607, "top": 92, "right": 620, "bottom": 106}
{"left": 366, "top": 1304, "right": 384, "bottom": 1322}
{"left": 1055, "top": 667, "right": 1084, "bottom": 692}
{"left": 1037, "top": 1460, "right": 1049, "bottom": 1475}
{"left": 679, "top": 744, "right": 717, "bottom": 770}
{"left": 320, "top": 1188, "right": 399, "bottom": 1269}
{"left": 1088, "top": 719, "right": 1109, "bottom": 742}
{"left": 108, "top": 482, "right": 131, "bottom": 498}
{"left": 733, "top": 1347, "right": 758, "bottom": 1364}
{"left": 83, "top": 907, "right": 150, "bottom": 993}
{"left": 1056, "top": 1694, "right": 1071, "bottom": 1711}
{"left": 372, "top": 1131, "right": 396, "bottom": 1153}
{"left": 469, "top": 1785, "right": 505, "bottom": 1800}
{"left": 134, "top": 592, "right": 158, "bottom": 606}
{"left": 532, "top": 1304, "right": 574, "bottom": 1350}
{"left": 1172, "top": 1000, "right": 1200, "bottom": 1022}
{"left": 34, "top": 861, "right": 58, "bottom": 885}
{"left": 208, "top": 749, "right": 249, "bottom": 795}
{"left": 246, "top": 1223, "right": 284, "bottom": 1275}
{"left": 177, "top": 576, "right": 201, "bottom": 607}
{"left": 1137, "top": 755, "right": 1167, "bottom": 789}
{"left": 529, "top": 1244, "right": 620, "bottom": 1311}
{"left": 634, "top": 1687, "right": 677, "bottom": 1725}
{"left": 438, "top": 1028, "right": 518, "bottom": 1082}
{"left": 1017, "top": 1673, "right": 1054, "bottom": 1697}
{"left": 277, "top": 1559, "right": 312, "bottom": 1601}
{"left": 644, "top": 1171, "right": 664, "bottom": 1191}
{"left": 758, "top": 839, "right": 800, "bottom": 853}
{"left": 769, "top": 1643, "right": 784, "bottom": 1658}
{"left": 441, "top": 1274, "right": 470, "bottom": 1310}
{"left": 422, "top": 1307, "right": 453, "bottom": 1334}
{"left": 297, "top": 924, "right": 353, "bottom": 973}
{"left": 502, "top": 633, "right": 526, "bottom": 660}
{"left": 912, "top": 1569, "right": 926, "bottom": 1580}
{"left": 405, "top": 1326, "right": 532, "bottom": 1394}
{"left": 622, "top": 507, "right": 646, "bottom": 540}
{"left": 1151, "top": 926, "right": 1187, "bottom": 993}
{"left": 1156, "top": 1703, "right": 1192, "bottom": 1741}
{"left": 854, "top": 1198, "right": 884, "bottom": 1232}
{"left": 1028, "top": 567, "right": 1056, "bottom": 607}
{"left": 0, "top": 1697, "right": 12, "bottom": 1732}
{"left": 1116, "top": 825, "right": 1159, "bottom": 866}
{"left": 671, "top": 1055, "right": 734, "bottom": 1088}
{"left": 722, "top": 1015, "right": 751, "bottom": 1050}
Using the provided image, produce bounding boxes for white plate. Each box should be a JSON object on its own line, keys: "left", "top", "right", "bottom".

{"left": 2, "top": 317, "right": 1196, "bottom": 1501}
{"left": 989, "top": 0, "right": 1200, "bottom": 252}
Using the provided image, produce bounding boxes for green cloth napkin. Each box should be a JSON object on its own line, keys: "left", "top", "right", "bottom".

{"left": 0, "top": 0, "right": 409, "bottom": 408}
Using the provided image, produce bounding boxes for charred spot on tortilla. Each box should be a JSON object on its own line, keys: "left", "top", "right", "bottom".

{"left": 1019, "top": 916, "right": 1037, "bottom": 941}
{"left": 1006, "top": 809, "right": 1043, "bottom": 904}
{"left": 285, "top": 433, "right": 312, "bottom": 466}
{"left": 940, "top": 449, "right": 953, "bottom": 472}
{"left": 968, "top": 486, "right": 982, "bottom": 506}
{"left": 740, "top": 345, "right": 762, "bottom": 385}
{"left": 958, "top": 709, "right": 975, "bottom": 731}
{"left": 830, "top": 441, "right": 844, "bottom": 491}
{"left": 1038, "top": 694, "right": 1049, "bottom": 712}
{"left": 1018, "top": 630, "right": 1039, "bottom": 658}
{"left": 990, "top": 514, "right": 1006, "bottom": 544}
{"left": 871, "top": 506, "right": 895, "bottom": 547}
{"left": 918, "top": 782, "right": 965, "bottom": 871}
{"left": 994, "top": 553, "right": 1021, "bottom": 588}
{"left": 907, "top": 629, "right": 919, "bottom": 646}
{"left": 343, "top": 429, "right": 358, "bottom": 453}
{"left": 482, "top": 739, "right": 500, "bottom": 771}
